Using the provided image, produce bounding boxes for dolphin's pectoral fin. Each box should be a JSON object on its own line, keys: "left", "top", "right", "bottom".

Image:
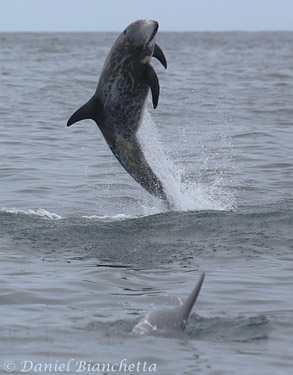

{"left": 145, "top": 64, "right": 160, "bottom": 109}
{"left": 153, "top": 44, "right": 167, "bottom": 69}
{"left": 67, "top": 95, "right": 102, "bottom": 126}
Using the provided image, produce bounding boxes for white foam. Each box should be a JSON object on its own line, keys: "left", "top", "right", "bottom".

{"left": 1, "top": 208, "right": 62, "bottom": 220}
{"left": 132, "top": 317, "right": 157, "bottom": 336}
{"left": 82, "top": 213, "right": 132, "bottom": 222}
{"left": 137, "top": 110, "right": 236, "bottom": 212}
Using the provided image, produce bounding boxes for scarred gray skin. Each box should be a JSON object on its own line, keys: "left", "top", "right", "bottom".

{"left": 133, "top": 272, "right": 205, "bottom": 335}
{"left": 67, "top": 20, "right": 168, "bottom": 200}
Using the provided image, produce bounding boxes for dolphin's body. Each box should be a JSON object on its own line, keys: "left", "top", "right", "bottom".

{"left": 133, "top": 272, "right": 205, "bottom": 335}
{"left": 67, "top": 20, "right": 168, "bottom": 200}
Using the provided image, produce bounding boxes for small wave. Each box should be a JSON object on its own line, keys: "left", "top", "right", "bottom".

{"left": 1, "top": 208, "right": 62, "bottom": 220}
{"left": 82, "top": 213, "right": 133, "bottom": 222}
{"left": 187, "top": 314, "right": 270, "bottom": 342}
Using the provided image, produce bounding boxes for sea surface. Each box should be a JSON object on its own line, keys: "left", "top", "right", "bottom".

{"left": 0, "top": 31, "right": 292, "bottom": 375}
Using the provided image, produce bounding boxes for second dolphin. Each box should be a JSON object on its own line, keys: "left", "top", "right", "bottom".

{"left": 133, "top": 272, "right": 205, "bottom": 335}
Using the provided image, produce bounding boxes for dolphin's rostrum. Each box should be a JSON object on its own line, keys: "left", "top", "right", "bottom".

{"left": 67, "top": 20, "right": 168, "bottom": 200}
{"left": 133, "top": 272, "right": 205, "bottom": 335}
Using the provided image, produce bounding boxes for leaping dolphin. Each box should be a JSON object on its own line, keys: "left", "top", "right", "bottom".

{"left": 67, "top": 20, "right": 168, "bottom": 200}
{"left": 133, "top": 272, "right": 205, "bottom": 335}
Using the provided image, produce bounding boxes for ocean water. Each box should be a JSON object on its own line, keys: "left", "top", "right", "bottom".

{"left": 0, "top": 31, "right": 292, "bottom": 375}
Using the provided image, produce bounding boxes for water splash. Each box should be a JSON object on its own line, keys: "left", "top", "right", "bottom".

{"left": 137, "top": 110, "right": 236, "bottom": 213}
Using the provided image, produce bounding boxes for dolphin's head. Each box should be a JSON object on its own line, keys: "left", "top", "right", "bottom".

{"left": 118, "top": 19, "right": 159, "bottom": 62}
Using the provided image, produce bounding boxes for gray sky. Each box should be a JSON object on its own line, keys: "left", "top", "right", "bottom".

{"left": 0, "top": 0, "right": 292, "bottom": 32}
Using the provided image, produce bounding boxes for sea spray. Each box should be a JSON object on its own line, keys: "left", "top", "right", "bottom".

{"left": 138, "top": 109, "right": 236, "bottom": 212}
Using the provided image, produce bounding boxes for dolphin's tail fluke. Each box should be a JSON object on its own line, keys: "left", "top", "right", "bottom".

{"left": 110, "top": 135, "right": 168, "bottom": 201}
{"left": 179, "top": 272, "right": 205, "bottom": 326}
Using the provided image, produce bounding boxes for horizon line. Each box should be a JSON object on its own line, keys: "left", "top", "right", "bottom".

{"left": 1, "top": 29, "right": 292, "bottom": 33}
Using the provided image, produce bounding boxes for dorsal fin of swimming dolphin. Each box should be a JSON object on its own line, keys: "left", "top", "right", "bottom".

{"left": 145, "top": 64, "right": 160, "bottom": 109}
{"left": 153, "top": 44, "right": 167, "bottom": 69}
{"left": 67, "top": 96, "right": 103, "bottom": 127}
{"left": 178, "top": 271, "right": 205, "bottom": 326}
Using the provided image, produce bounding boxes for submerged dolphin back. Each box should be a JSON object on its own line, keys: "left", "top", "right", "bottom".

{"left": 67, "top": 20, "right": 168, "bottom": 200}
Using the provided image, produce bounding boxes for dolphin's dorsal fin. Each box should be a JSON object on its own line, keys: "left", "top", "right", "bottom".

{"left": 67, "top": 95, "right": 102, "bottom": 127}
{"left": 145, "top": 64, "right": 160, "bottom": 109}
{"left": 179, "top": 272, "right": 205, "bottom": 326}
{"left": 153, "top": 44, "right": 167, "bottom": 69}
